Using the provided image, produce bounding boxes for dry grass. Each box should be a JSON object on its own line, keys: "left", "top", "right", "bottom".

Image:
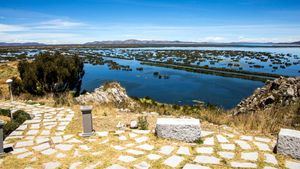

{"left": 0, "top": 61, "right": 19, "bottom": 98}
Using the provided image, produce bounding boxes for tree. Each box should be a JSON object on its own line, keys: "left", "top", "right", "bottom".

{"left": 14, "top": 52, "right": 84, "bottom": 95}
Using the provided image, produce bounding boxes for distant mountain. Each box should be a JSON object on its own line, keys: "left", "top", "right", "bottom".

{"left": 84, "top": 39, "right": 198, "bottom": 45}
{"left": 290, "top": 41, "right": 300, "bottom": 45}
{"left": 0, "top": 42, "right": 46, "bottom": 46}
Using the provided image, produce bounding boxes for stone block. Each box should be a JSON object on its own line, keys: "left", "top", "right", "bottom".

{"left": 155, "top": 118, "right": 201, "bottom": 142}
{"left": 277, "top": 128, "right": 300, "bottom": 159}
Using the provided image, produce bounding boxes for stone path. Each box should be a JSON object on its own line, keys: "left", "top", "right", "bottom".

{"left": 1, "top": 101, "right": 300, "bottom": 169}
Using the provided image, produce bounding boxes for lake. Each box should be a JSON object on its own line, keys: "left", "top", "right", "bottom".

{"left": 80, "top": 47, "right": 299, "bottom": 109}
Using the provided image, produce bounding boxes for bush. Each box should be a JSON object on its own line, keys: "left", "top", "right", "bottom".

{"left": 13, "top": 110, "right": 31, "bottom": 124}
{"left": 0, "top": 109, "right": 11, "bottom": 116}
{"left": 138, "top": 116, "right": 149, "bottom": 130}
{"left": 1, "top": 109, "right": 31, "bottom": 138}
{"left": 13, "top": 52, "right": 84, "bottom": 96}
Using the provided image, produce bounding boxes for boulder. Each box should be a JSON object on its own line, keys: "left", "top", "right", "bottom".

{"left": 130, "top": 120, "right": 138, "bottom": 129}
{"left": 155, "top": 118, "right": 201, "bottom": 142}
{"left": 277, "top": 128, "right": 300, "bottom": 159}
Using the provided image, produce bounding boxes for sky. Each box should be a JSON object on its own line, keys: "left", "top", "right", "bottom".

{"left": 0, "top": 0, "right": 300, "bottom": 44}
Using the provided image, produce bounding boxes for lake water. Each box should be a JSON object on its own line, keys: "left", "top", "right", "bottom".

{"left": 81, "top": 57, "right": 264, "bottom": 109}
{"left": 81, "top": 47, "right": 300, "bottom": 109}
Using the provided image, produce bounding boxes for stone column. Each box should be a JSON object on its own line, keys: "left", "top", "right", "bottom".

{"left": 0, "top": 120, "right": 4, "bottom": 154}
{"left": 6, "top": 79, "right": 13, "bottom": 102}
{"left": 80, "top": 106, "right": 94, "bottom": 137}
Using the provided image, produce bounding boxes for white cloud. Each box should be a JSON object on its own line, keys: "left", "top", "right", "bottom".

{"left": 36, "top": 19, "right": 85, "bottom": 29}
{"left": 201, "top": 36, "right": 225, "bottom": 42}
{"left": 0, "top": 24, "right": 27, "bottom": 32}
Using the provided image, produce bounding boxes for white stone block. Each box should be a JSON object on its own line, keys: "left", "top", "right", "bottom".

{"left": 277, "top": 128, "right": 300, "bottom": 159}
{"left": 155, "top": 118, "right": 201, "bottom": 142}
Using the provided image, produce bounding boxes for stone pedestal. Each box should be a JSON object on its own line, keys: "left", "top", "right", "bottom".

{"left": 155, "top": 118, "right": 201, "bottom": 142}
{"left": 80, "top": 106, "right": 94, "bottom": 137}
{"left": 277, "top": 128, "right": 300, "bottom": 159}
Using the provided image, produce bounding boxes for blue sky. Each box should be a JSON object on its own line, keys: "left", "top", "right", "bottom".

{"left": 0, "top": 0, "right": 300, "bottom": 44}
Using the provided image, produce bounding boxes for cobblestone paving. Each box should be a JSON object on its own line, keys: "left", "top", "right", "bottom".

{"left": 1, "top": 101, "right": 300, "bottom": 169}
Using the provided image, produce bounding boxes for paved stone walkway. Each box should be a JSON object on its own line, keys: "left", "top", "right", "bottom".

{"left": 1, "top": 101, "right": 300, "bottom": 169}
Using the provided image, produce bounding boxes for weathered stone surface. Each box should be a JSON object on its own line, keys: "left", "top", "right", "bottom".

{"left": 118, "top": 155, "right": 136, "bottom": 163}
{"left": 43, "top": 162, "right": 61, "bottom": 169}
{"left": 196, "top": 147, "right": 214, "bottom": 154}
{"left": 230, "top": 161, "right": 257, "bottom": 168}
{"left": 147, "top": 154, "right": 161, "bottom": 160}
{"left": 183, "top": 164, "right": 210, "bottom": 169}
{"left": 106, "top": 164, "right": 127, "bottom": 169}
{"left": 177, "top": 146, "right": 191, "bottom": 155}
{"left": 194, "top": 155, "right": 220, "bottom": 164}
{"left": 159, "top": 145, "right": 174, "bottom": 155}
{"left": 218, "top": 151, "right": 235, "bottom": 159}
{"left": 277, "top": 128, "right": 300, "bottom": 159}
{"left": 134, "top": 161, "right": 150, "bottom": 169}
{"left": 155, "top": 118, "right": 201, "bottom": 142}
{"left": 136, "top": 144, "right": 154, "bottom": 151}
{"left": 241, "top": 152, "right": 258, "bottom": 161}
{"left": 163, "top": 155, "right": 184, "bottom": 168}
{"left": 286, "top": 160, "right": 300, "bottom": 169}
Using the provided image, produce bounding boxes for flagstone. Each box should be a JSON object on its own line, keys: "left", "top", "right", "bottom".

{"left": 129, "top": 133, "right": 138, "bottom": 138}
{"left": 106, "top": 164, "right": 127, "bottom": 169}
{"left": 41, "top": 148, "right": 57, "bottom": 155}
{"left": 118, "top": 155, "right": 136, "bottom": 163}
{"left": 134, "top": 161, "right": 150, "bottom": 169}
{"left": 159, "top": 145, "right": 174, "bottom": 155}
{"left": 136, "top": 144, "right": 154, "bottom": 151}
{"left": 230, "top": 161, "right": 257, "bottom": 168}
{"left": 55, "top": 144, "right": 74, "bottom": 151}
{"left": 147, "top": 154, "right": 162, "bottom": 160}
{"left": 32, "top": 143, "right": 50, "bottom": 151}
{"left": 67, "top": 138, "right": 82, "bottom": 143}
{"left": 255, "top": 137, "right": 271, "bottom": 143}
{"left": 203, "top": 137, "right": 214, "bottom": 145}
{"left": 264, "top": 153, "right": 278, "bottom": 165}
{"left": 79, "top": 145, "right": 91, "bottom": 150}
{"left": 132, "top": 130, "right": 150, "bottom": 134}
{"left": 36, "top": 137, "right": 50, "bottom": 144}
{"left": 96, "top": 131, "right": 109, "bottom": 137}
{"left": 201, "top": 131, "right": 214, "bottom": 137}
{"left": 221, "top": 143, "right": 235, "bottom": 150}
{"left": 56, "top": 153, "right": 66, "bottom": 158}
{"left": 10, "top": 131, "right": 23, "bottom": 136}
{"left": 135, "top": 136, "right": 148, "bottom": 143}
{"left": 43, "top": 162, "right": 61, "bottom": 169}
{"left": 84, "top": 162, "right": 101, "bottom": 169}
{"left": 163, "top": 155, "right": 184, "bottom": 168}
{"left": 286, "top": 160, "right": 300, "bottom": 169}
{"left": 41, "top": 130, "right": 51, "bottom": 135}
{"left": 30, "top": 124, "right": 40, "bottom": 129}
{"left": 253, "top": 141, "right": 271, "bottom": 151}
{"left": 63, "top": 134, "right": 73, "bottom": 140}
{"left": 216, "top": 135, "right": 229, "bottom": 143}
{"left": 26, "top": 130, "right": 39, "bottom": 135}
{"left": 51, "top": 136, "right": 63, "bottom": 144}
{"left": 126, "top": 149, "right": 145, "bottom": 155}
{"left": 119, "top": 135, "right": 127, "bottom": 141}
{"left": 15, "top": 140, "right": 34, "bottom": 148}
{"left": 69, "top": 161, "right": 82, "bottom": 169}
{"left": 17, "top": 151, "right": 33, "bottom": 159}
{"left": 264, "top": 166, "right": 277, "bottom": 169}
{"left": 240, "top": 135, "right": 253, "bottom": 141}
{"left": 241, "top": 152, "right": 258, "bottom": 161}
{"left": 194, "top": 155, "right": 220, "bottom": 164}
{"left": 196, "top": 147, "right": 214, "bottom": 154}
{"left": 112, "top": 145, "right": 126, "bottom": 150}
{"left": 235, "top": 140, "right": 251, "bottom": 149}
{"left": 11, "top": 148, "right": 28, "bottom": 154}
{"left": 177, "top": 146, "right": 191, "bottom": 155}
{"left": 16, "top": 125, "right": 27, "bottom": 131}
{"left": 218, "top": 151, "right": 235, "bottom": 159}
{"left": 183, "top": 164, "right": 211, "bottom": 169}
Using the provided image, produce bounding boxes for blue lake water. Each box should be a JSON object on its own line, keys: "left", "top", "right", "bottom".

{"left": 81, "top": 58, "right": 264, "bottom": 109}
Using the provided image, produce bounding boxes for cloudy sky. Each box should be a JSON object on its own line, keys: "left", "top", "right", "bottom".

{"left": 1, "top": 0, "right": 300, "bottom": 44}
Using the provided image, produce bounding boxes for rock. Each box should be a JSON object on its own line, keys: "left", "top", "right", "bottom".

{"left": 277, "top": 128, "right": 300, "bottom": 159}
{"left": 234, "top": 77, "right": 300, "bottom": 115}
{"left": 155, "top": 118, "right": 201, "bottom": 142}
{"left": 130, "top": 120, "right": 138, "bottom": 129}
{"left": 75, "top": 82, "right": 135, "bottom": 106}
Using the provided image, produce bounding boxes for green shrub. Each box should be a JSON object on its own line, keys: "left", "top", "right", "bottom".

{"left": 1, "top": 109, "right": 31, "bottom": 139}
{"left": 0, "top": 109, "right": 10, "bottom": 116}
{"left": 138, "top": 116, "right": 149, "bottom": 130}
{"left": 14, "top": 52, "right": 84, "bottom": 96}
{"left": 13, "top": 110, "right": 31, "bottom": 124}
